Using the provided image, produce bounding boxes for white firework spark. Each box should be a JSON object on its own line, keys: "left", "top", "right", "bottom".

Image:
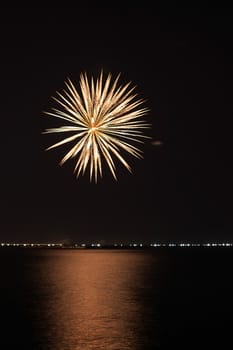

{"left": 43, "top": 71, "right": 150, "bottom": 182}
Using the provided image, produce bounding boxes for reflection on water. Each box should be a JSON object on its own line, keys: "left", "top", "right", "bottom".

{"left": 32, "top": 250, "right": 157, "bottom": 350}
{"left": 1, "top": 248, "right": 232, "bottom": 349}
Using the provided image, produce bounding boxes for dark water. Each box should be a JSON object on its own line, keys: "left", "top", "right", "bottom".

{"left": 0, "top": 248, "right": 232, "bottom": 349}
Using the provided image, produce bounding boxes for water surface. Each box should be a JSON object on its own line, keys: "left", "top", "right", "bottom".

{"left": 0, "top": 248, "right": 232, "bottom": 349}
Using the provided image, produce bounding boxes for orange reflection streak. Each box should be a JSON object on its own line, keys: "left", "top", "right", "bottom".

{"left": 37, "top": 250, "right": 149, "bottom": 350}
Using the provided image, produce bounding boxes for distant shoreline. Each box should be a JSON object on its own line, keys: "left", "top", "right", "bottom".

{"left": 0, "top": 242, "right": 232, "bottom": 249}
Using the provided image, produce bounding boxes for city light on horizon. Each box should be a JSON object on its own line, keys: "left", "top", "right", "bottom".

{"left": 1, "top": 242, "right": 232, "bottom": 248}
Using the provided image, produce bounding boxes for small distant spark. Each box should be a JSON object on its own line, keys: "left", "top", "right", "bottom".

{"left": 43, "top": 70, "right": 150, "bottom": 182}
{"left": 151, "top": 140, "right": 163, "bottom": 146}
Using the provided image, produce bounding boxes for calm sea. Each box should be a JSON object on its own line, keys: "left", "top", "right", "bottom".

{"left": 0, "top": 248, "right": 232, "bottom": 349}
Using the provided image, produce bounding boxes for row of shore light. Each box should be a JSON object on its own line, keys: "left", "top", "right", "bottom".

{"left": 0, "top": 243, "right": 63, "bottom": 247}
{"left": 0, "top": 242, "right": 232, "bottom": 248}
{"left": 82, "top": 243, "right": 233, "bottom": 247}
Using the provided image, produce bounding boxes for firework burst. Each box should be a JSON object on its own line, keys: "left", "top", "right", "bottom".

{"left": 43, "top": 71, "right": 150, "bottom": 182}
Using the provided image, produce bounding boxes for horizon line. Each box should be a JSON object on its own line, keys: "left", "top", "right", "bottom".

{"left": 1, "top": 242, "right": 232, "bottom": 248}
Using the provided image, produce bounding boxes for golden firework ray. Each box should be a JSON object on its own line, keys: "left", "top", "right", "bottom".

{"left": 43, "top": 70, "right": 150, "bottom": 182}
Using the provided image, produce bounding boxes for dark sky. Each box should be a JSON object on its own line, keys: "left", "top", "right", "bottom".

{"left": 0, "top": 5, "right": 232, "bottom": 244}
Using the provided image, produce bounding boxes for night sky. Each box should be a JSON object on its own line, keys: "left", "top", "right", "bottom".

{"left": 0, "top": 5, "right": 232, "bottom": 244}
